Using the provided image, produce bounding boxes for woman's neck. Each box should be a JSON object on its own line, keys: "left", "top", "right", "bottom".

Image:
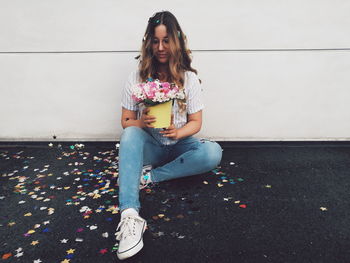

{"left": 156, "top": 64, "right": 170, "bottom": 81}
{"left": 157, "top": 63, "right": 169, "bottom": 74}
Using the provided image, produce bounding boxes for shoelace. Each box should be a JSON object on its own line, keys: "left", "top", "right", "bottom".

{"left": 140, "top": 173, "right": 152, "bottom": 189}
{"left": 115, "top": 216, "right": 144, "bottom": 241}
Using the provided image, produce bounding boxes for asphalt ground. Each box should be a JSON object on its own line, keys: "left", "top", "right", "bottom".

{"left": 1, "top": 141, "right": 350, "bottom": 263}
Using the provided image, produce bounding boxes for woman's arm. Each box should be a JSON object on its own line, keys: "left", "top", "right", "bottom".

{"left": 160, "top": 110, "right": 202, "bottom": 140}
{"left": 121, "top": 107, "right": 156, "bottom": 129}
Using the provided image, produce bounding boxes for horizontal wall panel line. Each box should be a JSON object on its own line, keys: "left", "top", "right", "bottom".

{"left": 1, "top": 48, "right": 350, "bottom": 54}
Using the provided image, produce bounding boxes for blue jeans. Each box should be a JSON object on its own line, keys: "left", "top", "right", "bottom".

{"left": 118, "top": 126, "right": 223, "bottom": 212}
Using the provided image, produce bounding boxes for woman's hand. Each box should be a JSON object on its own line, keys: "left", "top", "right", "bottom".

{"left": 159, "top": 115, "right": 179, "bottom": 140}
{"left": 141, "top": 107, "right": 156, "bottom": 128}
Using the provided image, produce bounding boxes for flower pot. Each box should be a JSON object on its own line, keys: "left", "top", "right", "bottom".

{"left": 147, "top": 100, "right": 172, "bottom": 128}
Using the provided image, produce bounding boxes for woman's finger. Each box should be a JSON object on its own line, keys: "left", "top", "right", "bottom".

{"left": 163, "top": 132, "right": 175, "bottom": 137}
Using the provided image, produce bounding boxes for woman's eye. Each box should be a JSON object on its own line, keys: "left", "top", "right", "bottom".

{"left": 152, "top": 39, "right": 169, "bottom": 44}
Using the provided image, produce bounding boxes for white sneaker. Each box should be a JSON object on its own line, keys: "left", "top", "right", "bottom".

{"left": 115, "top": 215, "right": 147, "bottom": 260}
{"left": 117, "top": 165, "right": 153, "bottom": 189}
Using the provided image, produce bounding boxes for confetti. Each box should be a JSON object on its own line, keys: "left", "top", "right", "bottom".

{"left": 99, "top": 248, "right": 108, "bottom": 254}
{"left": 31, "top": 240, "right": 39, "bottom": 246}
{"left": 2, "top": 253, "right": 12, "bottom": 259}
{"left": 66, "top": 248, "right": 75, "bottom": 254}
{"left": 14, "top": 252, "right": 24, "bottom": 258}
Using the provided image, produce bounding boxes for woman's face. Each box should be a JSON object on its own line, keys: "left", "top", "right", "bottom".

{"left": 152, "top": 24, "right": 170, "bottom": 64}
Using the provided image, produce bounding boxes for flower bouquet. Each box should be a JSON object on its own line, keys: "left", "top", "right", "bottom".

{"left": 132, "top": 78, "right": 185, "bottom": 128}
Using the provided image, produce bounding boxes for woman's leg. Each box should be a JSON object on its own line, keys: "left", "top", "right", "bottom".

{"left": 118, "top": 126, "right": 168, "bottom": 212}
{"left": 150, "top": 138, "right": 223, "bottom": 183}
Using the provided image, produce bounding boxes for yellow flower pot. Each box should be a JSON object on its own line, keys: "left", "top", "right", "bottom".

{"left": 147, "top": 100, "right": 172, "bottom": 128}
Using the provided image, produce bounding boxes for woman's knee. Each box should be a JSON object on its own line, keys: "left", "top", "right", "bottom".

{"left": 120, "top": 126, "right": 144, "bottom": 143}
{"left": 199, "top": 140, "right": 223, "bottom": 169}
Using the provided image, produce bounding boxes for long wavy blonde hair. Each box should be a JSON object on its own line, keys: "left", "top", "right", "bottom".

{"left": 135, "top": 11, "right": 200, "bottom": 112}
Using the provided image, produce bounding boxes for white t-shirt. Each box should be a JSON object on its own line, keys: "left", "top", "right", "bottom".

{"left": 121, "top": 70, "right": 204, "bottom": 145}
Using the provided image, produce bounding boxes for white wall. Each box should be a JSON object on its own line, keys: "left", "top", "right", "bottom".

{"left": 0, "top": 0, "right": 349, "bottom": 141}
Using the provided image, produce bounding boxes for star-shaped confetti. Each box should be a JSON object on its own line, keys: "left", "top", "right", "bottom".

{"left": 31, "top": 240, "right": 39, "bottom": 246}
{"left": 66, "top": 248, "right": 75, "bottom": 254}
{"left": 60, "top": 239, "right": 69, "bottom": 243}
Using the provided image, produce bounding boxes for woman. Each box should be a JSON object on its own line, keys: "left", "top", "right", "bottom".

{"left": 115, "top": 11, "right": 223, "bottom": 260}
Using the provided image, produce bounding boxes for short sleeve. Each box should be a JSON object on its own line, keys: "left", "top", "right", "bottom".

{"left": 186, "top": 72, "right": 204, "bottom": 114}
{"left": 121, "top": 71, "right": 138, "bottom": 111}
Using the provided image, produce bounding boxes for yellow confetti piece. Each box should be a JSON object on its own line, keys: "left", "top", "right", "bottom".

{"left": 34, "top": 224, "right": 41, "bottom": 229}
{"left": 234, "top": 200, "right": 241, "bottom": 204}
{"left": 8, "top": 222, "right": 16, "bottom": 227}
{"left": 158, "top": 214, "right": 165, "bottom": 218}
{"left": 27, "top": 230, "right": 36, "bottom": 234}
{"left": 48, "top": 173, "right": 53, "bottom": 176}
{"left": 66, "top": 248, "right": 75, "bottom": 254}
{"left": 265, "top": 184, "right": 272, "bottom": 188}
{"left": 93, "top": 194, "right": 101, "bottom": 199}
{"left": 61, "top": 259, "right": 70, "bottom": 263}
{"left": 64, "top": 187, "right": 70, "bottom": 190}
{"left": 217, "top": 183, "right": 223, "bottom": 187}
{"left": 31, "top": 240, "right": 39, "bottom": 245}
{"left": 28, "top": 192, "right": 34, "bottom": 195}
{"left": 24, "top": 213, "right": 32, "bottom": 217}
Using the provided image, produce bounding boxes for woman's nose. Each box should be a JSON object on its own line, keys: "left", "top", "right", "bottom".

{"left": 158, "top": 42, "right": 164, "bottom": 51}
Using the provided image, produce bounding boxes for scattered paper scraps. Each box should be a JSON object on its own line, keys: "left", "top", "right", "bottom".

{"left": 0, "top": 145, "right": 248, "bottom": 261}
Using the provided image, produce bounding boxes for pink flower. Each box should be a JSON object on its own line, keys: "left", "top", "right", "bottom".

{"left": 161, "top": 82, "right": 170, "bottom": 89}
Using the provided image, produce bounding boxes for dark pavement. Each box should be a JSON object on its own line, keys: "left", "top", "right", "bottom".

{"left": 1, "top": 141, "right": 350, "bottom": 263}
